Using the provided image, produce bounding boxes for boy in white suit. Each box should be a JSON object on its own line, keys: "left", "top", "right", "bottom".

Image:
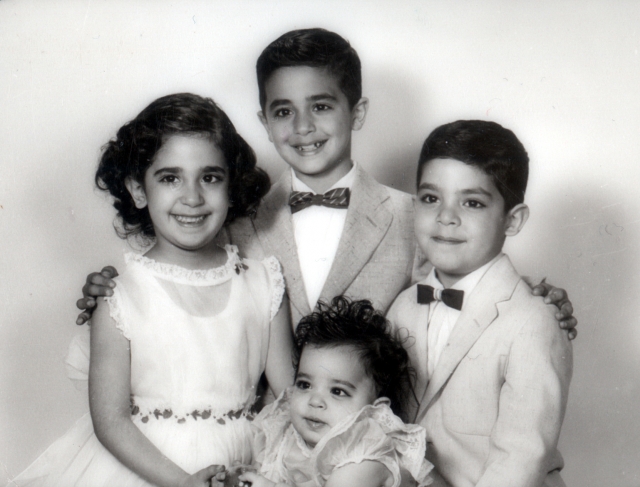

{"left": 387, "top": 120, "right": 572, "bottom": 487}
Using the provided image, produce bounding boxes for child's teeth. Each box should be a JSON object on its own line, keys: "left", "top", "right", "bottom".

{"left": 175, "top": 215, "right": 205, "bottom": 223}
{"left": 297, "top": 141, "right": 324, "bottom": 151}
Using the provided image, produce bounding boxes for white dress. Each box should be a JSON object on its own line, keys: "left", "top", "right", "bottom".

{"left": 252, "top": 390, "right": 434, "bottom": 487}
{"left": 10, "top": 245, "right": 285, "bottom": 487}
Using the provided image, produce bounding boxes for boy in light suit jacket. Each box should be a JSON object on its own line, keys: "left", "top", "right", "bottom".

{"left": 226, "top": 28, "right": 420, "bottom": 326}
{"left": 387, "top": 120, "right": 572, "bottom": 487}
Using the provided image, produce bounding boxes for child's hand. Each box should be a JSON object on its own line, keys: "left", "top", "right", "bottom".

{"left": 237, "top": 470, "right": 276, "bottom": 487}
{"left": 75, "top": 266, "right": 118, "bottom": 325}
{"left": 531, "top": 280, "right": 578, "bottom": 340}
{"left": 179, "top": 465, "right": 227, "bottom": 487}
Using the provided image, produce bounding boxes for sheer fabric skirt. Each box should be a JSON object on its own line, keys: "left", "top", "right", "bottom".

{"left": 9, "top": 413, "right": 253, "bottom": 487}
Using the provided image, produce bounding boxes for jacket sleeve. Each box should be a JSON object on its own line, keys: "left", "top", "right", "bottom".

{"left": 476, "top": 304, "right": 573, "bottom": 487}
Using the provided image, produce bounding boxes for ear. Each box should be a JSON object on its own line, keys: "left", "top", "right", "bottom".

{"left": 504, "top": 203, "right": 529, "bottom": 237}
{"left": 257, "top": 111, "right": 273, "bottom": 143}
{"left": 351, "top": 97, "right": 369, "bottom": 131}
{"left": 125, "top": 177, "right": 148, "bottom": 209}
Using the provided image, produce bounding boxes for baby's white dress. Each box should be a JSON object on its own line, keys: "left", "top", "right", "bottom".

{"left": 252, "top": 390, "right": 434, "bottom": 487}
{"left": 10, "top": 245, "right": 284, "bottom": 487}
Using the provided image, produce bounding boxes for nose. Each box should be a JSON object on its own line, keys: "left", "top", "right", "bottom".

{"left": 180, "top": 180, "right": 205, "bottom": 207}
{"left": 437, "top": 203, "right": 460, "bottom": 226}
{"left": 308, "top": 392, "right": 326, "bottom": 409}
{"left": 293, "top": 110, "right": 315, "bottom": 136}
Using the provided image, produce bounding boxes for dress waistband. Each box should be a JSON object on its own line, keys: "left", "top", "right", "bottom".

{"left": 130, "top": 397, "right": 255, "bottom": 424}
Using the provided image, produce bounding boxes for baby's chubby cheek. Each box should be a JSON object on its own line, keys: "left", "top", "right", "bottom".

{"left": 329, "top": 402, "right": 362, "bottom": 424}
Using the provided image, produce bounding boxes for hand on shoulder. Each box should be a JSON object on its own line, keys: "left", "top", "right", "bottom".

{"left": 76, "top": 266, "right": 119, "bottom": 325}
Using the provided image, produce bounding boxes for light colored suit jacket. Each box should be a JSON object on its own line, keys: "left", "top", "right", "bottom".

{"left": 387, "top": 255, "right": 572, "bottom": 487}
{"left": 223, "top": 165, "right": 424, "bottom": 327}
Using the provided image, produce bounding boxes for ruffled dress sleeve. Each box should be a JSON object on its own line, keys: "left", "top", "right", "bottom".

{"left": 64, "top": 271, "right": 132, "bottom": 389}
{"left": 104, "top": 282, "right": 132, "bottom": 340}
{"left": 313, "top": 399, "right": 434, "bottom": 487}
{"left": 65, "top": 328, "right": 91, "bottom": 391}
{"left": 261, "top": 255, "right": 285, "bottom": 321}
{"left": 250, "top": 389, "right": 295, "bottom": 483}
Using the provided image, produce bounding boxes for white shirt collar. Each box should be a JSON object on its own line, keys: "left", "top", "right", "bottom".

{"left": 291, "top": 161, "right": 357, "bottom": 193}
{"left": 424, "top": 253, "right": 503, "bottom": 306}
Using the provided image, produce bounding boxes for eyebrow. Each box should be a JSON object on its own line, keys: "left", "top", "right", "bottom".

{"left": 309, "top": 93, "right": 338, "bottom": 103}
{"left": 267, "top": 93, "right": 338, "bottom": 112}
{"left": 461, "top": 187, "right": 493, "bottom": 198}
{"left": 295, "top": 372, "right": 357, "bottom": 390}
{"left": 152, "top": 166, "right": 226, "bottom": 177}
{"left": 332, "top": 379, "right": 357, "bottom": 390}
{"left": 417, "top": 182, "right": 494, "bottom": 198}
{"left": 267, "top": 98, "right": 291, "bottom": 111}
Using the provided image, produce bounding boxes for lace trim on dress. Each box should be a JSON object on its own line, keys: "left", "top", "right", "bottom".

{"left": 105, "top": 287, "right": 131, "bottom": 340}
{"left": 124, "top": 245, "right": 242, "bottom": 286}
{"left": 262, "top": 256, "right": 286, "bottom": 321}
{"left": 341, "top": 402, "right": 432, "bottom": 487}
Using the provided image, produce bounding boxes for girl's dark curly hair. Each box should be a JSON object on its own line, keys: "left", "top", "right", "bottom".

{"left": 96, "top": 93, "right": 270, "bottom": 239}
{"left": 293, "top": 296, "right": 414, "bottom": 418}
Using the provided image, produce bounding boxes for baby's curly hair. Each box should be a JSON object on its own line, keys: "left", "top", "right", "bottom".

{"left": 293, "top": 296, "right": 414, "bottom": 417}
{"left": 96, "top": 93, "right": 270, "bottom": 239}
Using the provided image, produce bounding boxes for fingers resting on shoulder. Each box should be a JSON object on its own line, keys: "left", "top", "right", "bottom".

{"left": 75, "top": 266, "right": 119, "bottom": 325}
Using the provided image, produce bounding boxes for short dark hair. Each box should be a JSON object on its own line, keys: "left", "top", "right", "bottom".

{"left": 417, "top": 120, "right": 529, "bottom": 211}
{"left": 293, "top": 296, "right": 413, "bottom": 417}
{"left": 96, "top": 93, "right": 270, "bottom": 239}
{"left": 256, "top": 28, "right": 362, "bottom": 110}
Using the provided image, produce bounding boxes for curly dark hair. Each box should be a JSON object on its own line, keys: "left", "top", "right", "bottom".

{"left": 418, "top": 120, "right": 529, "bottom": 211}
{"left": 96, "top": 93, "right": 270, "bottom": 239}
{"left": 293, "top": 296, "right": 414, "bottom": 417}
{"left": 256, "top": 28, "right": 362, "bottom": 110}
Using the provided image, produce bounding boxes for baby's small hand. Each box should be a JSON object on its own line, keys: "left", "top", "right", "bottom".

{"left": 237, "top": 470, "right": 276, "bottom": 487}
{"left": 179, "top": 464, "right": 226, "bottom": 487}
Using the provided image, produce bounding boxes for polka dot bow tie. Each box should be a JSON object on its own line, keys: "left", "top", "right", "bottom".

{"left": 417, "top": 284, "right": 464, "bottom": 311}
{"left": 288, "top": 188, "right": 350, "bottom": 214}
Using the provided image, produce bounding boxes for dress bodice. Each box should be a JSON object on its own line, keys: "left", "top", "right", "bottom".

{"left": 106, "top": 245, "right": 285, "bottom": 420}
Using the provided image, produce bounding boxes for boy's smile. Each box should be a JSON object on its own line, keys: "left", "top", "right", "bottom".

{"left": 258, "top": 66, "right": 368, "bottom": 193}
{"left": 415, "top": 158, "right": 528, "bottom": 288}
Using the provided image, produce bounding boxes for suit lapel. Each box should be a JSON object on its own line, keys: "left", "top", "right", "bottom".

{"left": 413, "top": 255, "right": 521, "bottom": 424}
{"left": 252, "top": 170, "right": 312, "bottom": 319}
{"left": 319, "top": 165, "right": 393, "bottom": 304}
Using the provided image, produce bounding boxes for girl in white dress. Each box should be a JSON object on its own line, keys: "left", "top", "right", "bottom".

{"left": 10, "top": 93, "right": 293, "bottom": 487}
{"left": 238, "top": 296, "right": 436, "bottom": 487}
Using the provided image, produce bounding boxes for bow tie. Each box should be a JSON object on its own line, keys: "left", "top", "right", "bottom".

{"left": 417, "top": 284, "right": 464, "bottom": 311}
{"left": 289, "top": 188, "right": 350, "bottom": 214}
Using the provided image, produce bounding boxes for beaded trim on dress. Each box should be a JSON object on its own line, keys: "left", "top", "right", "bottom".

{"left": 124, "top": 244, "right": 242, "bottom": 286}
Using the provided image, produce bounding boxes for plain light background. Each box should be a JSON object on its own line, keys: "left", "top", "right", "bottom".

{"left": 1, "top": 1, "right": 639, "bottom": 485}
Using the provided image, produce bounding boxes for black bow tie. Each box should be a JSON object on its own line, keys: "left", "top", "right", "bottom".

{"left": 288, "top": 188, "right": 350, "bottom": 214}
{"left": 417, "top": 284, "right": 464, "bottom": 311}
